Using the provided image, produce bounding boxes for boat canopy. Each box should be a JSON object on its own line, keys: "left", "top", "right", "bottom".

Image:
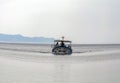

{"left": 54, "top": 40, "right": 72, "bottom": 43}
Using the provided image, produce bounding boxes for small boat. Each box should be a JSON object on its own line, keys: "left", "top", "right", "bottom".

{"left": 52, "top": 37, "right": 72, "bottom": 55}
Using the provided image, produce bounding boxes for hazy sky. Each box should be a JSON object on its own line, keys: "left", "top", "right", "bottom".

{"left": 0, "top": 0, "right": 120, "bottom": 44}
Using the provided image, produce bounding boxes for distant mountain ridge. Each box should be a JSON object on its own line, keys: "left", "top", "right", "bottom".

{"left": 0, "top": 34, "right": 54, "bottom": 44}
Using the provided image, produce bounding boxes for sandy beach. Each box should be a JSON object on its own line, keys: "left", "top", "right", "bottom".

{"left": 0, "top": 44, "right": 120, "bottom": 83}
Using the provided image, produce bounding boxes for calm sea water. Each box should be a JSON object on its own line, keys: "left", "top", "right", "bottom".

{"left": 0, "top": 43, "right": 120, "bottom": 54}
{"left": 0, "top": 43, "right": 120, "bottom": 83}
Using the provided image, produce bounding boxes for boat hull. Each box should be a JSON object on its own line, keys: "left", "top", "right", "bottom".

{"left": 52, "top": 46, "right": 72, "bottom": 55}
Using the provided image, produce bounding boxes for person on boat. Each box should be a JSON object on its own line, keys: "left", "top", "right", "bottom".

{"left": 60, "top": 41, "right": 65, "bottom": 46}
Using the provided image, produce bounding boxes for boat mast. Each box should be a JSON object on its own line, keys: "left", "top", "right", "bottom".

{"left": 62, "top": 36, "right": 64, "bottom": 41}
